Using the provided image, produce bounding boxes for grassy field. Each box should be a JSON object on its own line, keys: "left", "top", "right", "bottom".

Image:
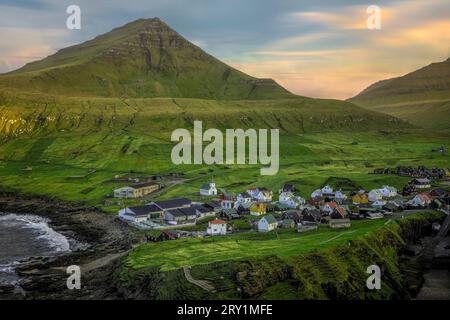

{"left": 128, "top": 218, "right": 389, "bottom": 271}
{"left": 2, "top": 92, "right": 447, "bottom": 211}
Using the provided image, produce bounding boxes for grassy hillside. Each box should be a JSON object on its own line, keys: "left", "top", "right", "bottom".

{"left": 0, "top": 90, "right": 448, "bottom": 210}
{"left": 350, "top": 58, "right": 450, "bottom": 131}
{"left": 118, "top": 212, "right": 444, "bottom": 299}
{"left": 0, "top": 18, "right": 291, "bottom": 100}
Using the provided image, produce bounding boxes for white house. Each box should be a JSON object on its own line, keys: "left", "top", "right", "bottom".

{"left": 311, "top": 189, "right": 322, "bottom": 198}
{"left": 413, "top": 179, "right": 431, "bottom": 189}
{"left": 206, "top": 219, "right": 227, "bottom": 236}
{"left": 321, "top": 185, "right": 334, "bottom": 195}
{"left": 279, "top": 192, "right": 305, "bottom": 209}
{"left": 221, "top": 199, "right": 237, "bottom": 209}
{"left": 247, "top": 188, "right": 273, "bottom": 202}
{"left": 368, "top": 189, "right": 383, "bottom": 202}
{"left": 379, "top": 186, "right": 397, "bottom": 198}
{"left": 257, "top": 215, "right": 278, "bottom": 232}
{"left": 118, "top": 203, "right": 164, "bottom": 223}
{"left": 200, "top": 182, "right": 217, "bottom": 196}
{"left": 321, "top": 202, "right": 337, "bottom": 215}
{"left": 236, "top": 192, "right": 252, "bottom": 205}
{"left": 372, "top": 200, "right": 387, "bottom": 208}
{"left": 334, "top": 190, "right": 347, "bottom": 202}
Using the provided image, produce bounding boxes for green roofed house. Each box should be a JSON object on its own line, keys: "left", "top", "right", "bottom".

{"left": 257, "top": 215, "right": 278, "bottom": 232}
{"left": 281, "top": 219, "right": 295, "bottom": 229}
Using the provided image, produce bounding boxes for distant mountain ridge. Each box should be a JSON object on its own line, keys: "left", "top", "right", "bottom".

{"left": 0, "top": 18, "right": 293, "bottom": 100}
{"left": 350, "top": 57, "right": 450, "bottom": 131}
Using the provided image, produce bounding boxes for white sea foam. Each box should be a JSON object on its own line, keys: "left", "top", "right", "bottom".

{"left": 0, "top": 213, "right": 71, "bottom": 253}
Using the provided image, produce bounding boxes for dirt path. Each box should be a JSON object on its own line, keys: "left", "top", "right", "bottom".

{"left": 183, "top": 266, "right": 215, "bottom": 292}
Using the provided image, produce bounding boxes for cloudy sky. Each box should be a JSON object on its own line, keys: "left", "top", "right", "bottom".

{"left": 0, "top": 0, "right": 449, "bottom": 99}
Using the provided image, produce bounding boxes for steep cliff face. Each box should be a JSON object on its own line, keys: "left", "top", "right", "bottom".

{"left": 114, "top": 213, "right": 443, "bottom": 300}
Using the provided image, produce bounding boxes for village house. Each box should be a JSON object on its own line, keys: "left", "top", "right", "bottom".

{"left": 311, "top": 189, "right": 322, "bottom": 198}
{"left": 334, "top": 190, "right": 347, "bottom": 203}
{"left": 383, "top": 202, "right": 401, "bottom": 213}
{"left": 114, "top": 182, "right": 160, "bottom": 198}
{"left": 237, "top": 201, "right": 252, "bottom": 214}
{"left": 273, "top": 203, "right": 290, "bottom": 212}
{"left": 220, "top": 191, "right": 237, "bottom": 209}
{"left": 282, "top": 210, "right": 303, "bottom": 223}
{"left": 372, "top": 200, "right": 387, "bottom": 208}
{"left": 281, "top": 219, "right": 295, "bottom": 228}
{"left": 278, "top": 191, "right": 306, "bottom": 209}
{"left": 302, "top": 209, "right": 322, "bottom": 224}
{"left": 280, "top": 183, "right": 296, "bottom": 193}
{"left": 430, "top": 188, "right": 446, "bottom": 198}
{"left": 164, "top": 207, "right": 198, "bottom": 224}
{"left": 321, "top": 185, "right": 334, "bottom": 196}
{"left": 199, "top": 182, "right": 218, "bottom": 196}
{"left": 220, "top": 208, "right": 240, "bottom": 220}
{"left": 152, "top": 198, "right": 191, "bottom": 212}
{"left": 250, "top": 202, "right": 267, "bottom": 216}
{"left": 408, "top": 193, "right": 432, "bottom": 207}
{"left": 379, "top": 186, "right": 397, "bottom": 198}
{"left": 297, "top": 221, "right": 318, "bottom": 233}
{"left": 412, "top": 178, "right": 431, "bottom": 189}
{"left": 236, "top": 192, "right": 252, "bottom": 205}
{"left": 118, "top": 204, "right": 162, "bottom": 223}
{"left": 246, "top": 187, "right": 273, "bottom": 202}
{"left": 206, "top": 219, "right": 227, "bottom": 236}
{"left": 329, "top": 218, "right": 351, "bottom": 229}
{"left": 368, "top": 189, "right": 383, "bottom": 202}
{"left": 321, "top": 201, "right": 337, "bottom": 215}
{"left": 309, "top": 195, "right": 324, "bottom": 206}
{"left": 257, "top": 215, "right": 278, "bottom": 232}
{"left": 192, "top": 204, "right": 216, "bottom": 218}
{"left": 352, "top": 192, "right": 369, "bottom": 204}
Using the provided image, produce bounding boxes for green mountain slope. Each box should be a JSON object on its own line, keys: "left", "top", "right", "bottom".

{"left": 349, "top": 57, "right": 450, "bottom": 131}
{"left": 0, "top": 18, "right": 292, "bottom": 100}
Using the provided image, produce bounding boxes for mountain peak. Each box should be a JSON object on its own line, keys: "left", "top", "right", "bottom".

{"left": 0, "top": 19, "right": 293, "bottom": 100}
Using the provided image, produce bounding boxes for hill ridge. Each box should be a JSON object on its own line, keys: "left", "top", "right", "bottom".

{"left": 0, "top": 18, "right": 293, "bottom": 100}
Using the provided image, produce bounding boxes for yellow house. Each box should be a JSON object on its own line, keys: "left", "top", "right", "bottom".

{"left": 352, "top": 193, "right": 369, "bottom": 204}
{"left": 114, "top": 182, "right": 160, "bottom": 198}
{"left": 250, "top": 203, "right": 267, "bottom": 216}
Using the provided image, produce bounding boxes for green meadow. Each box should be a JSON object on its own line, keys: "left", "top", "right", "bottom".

{"left": 0, "top": 94, "right": 449, "bottom": 210}
{"left": 128, "top": 219, "right": 388, "bottom": 271}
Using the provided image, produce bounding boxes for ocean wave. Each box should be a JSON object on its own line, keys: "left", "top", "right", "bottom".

{"left": 0, "top": 213, "right": 71, "bottom": 253}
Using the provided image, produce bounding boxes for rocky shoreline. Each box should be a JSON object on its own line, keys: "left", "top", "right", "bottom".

{"left": 0, "top": 191, "right": 142, "bottom": 299}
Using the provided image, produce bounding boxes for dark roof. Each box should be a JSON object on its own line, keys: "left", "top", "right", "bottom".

{"left": 132, "top": 182, "right": 159, "bottom": 188}
{"left": 282, "top": 183, "right": 296, "bottom": 191}
{"left": 192, "top": 204, "right": 215, "bottom": 213}
{"left": 129, "top": 204, "right": 162, "bottom": 216}
{"left": 413, "top": 178, "right": 431, "bottom": 184}
{"left": 179, "top": 207, "right": 198, "bottom": 216}
{"left": 167, "top": 207, "right": 197, "bottom": 218}
{"left": 430, "top": 188, "right": 446, "bottom": 197}
{"left": 239, "top": 192, "right": 251, "bottom": 198}
{"left": 166, "top": 209, "right": 186, "bottom": 217}
{"left": 154, "top": 198, "right": 191, "bottom": 210}
{"left": 283, "top": 210, "right": 302, "bottom": 219}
